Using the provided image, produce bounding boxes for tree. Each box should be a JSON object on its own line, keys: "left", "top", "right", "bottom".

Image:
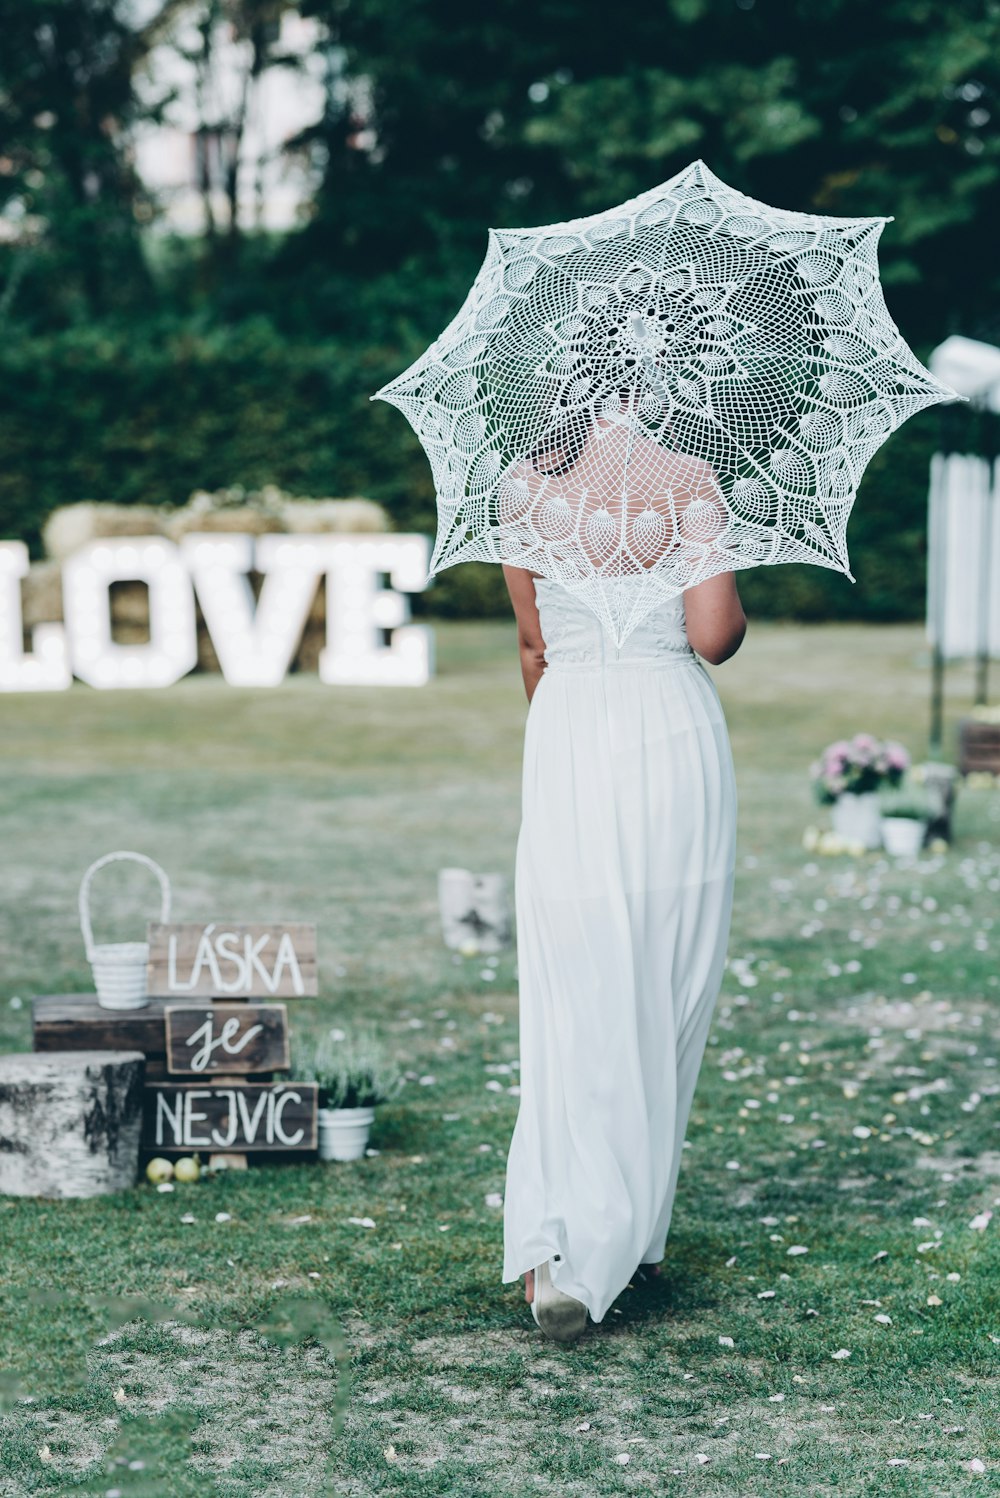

{"left": 290, "top": 0, "right": 999, "bottom": 348}
{"left": 0, "top": 0, "right": 185, "bottom": 324}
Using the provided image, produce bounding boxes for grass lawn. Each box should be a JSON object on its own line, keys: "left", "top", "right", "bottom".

{"left": 1, "top": 618, "right": 998, "bottom": 1496}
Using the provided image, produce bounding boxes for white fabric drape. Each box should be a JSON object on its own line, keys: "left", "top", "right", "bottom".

{"left": 502, "top": 578, "right": 737, "bottom": 1323}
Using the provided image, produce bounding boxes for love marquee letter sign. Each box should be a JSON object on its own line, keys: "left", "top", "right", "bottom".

{"left": 0, "top": 532, "right": 434, "bottom": 691}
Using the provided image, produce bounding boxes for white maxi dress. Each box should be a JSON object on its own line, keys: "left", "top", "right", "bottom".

{"left": 501, "top": 577, "right": 738, "bottom": 1324}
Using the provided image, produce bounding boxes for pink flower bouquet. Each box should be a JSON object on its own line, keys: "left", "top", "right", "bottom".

{"left": 810, "top": 733, "right": 910, "bottom": 805}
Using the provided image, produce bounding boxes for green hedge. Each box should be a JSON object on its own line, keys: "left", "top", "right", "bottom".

{"left": 0, "top": 319, "right": 961, "bottom": 621}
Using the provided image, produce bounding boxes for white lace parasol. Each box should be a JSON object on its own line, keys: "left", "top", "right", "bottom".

{"left": 373, "top": 159, "right": 963, "bottom": 645}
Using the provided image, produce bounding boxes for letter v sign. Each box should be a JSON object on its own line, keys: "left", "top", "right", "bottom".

{"left": 180, "top": 533, "right": 321, "bottom": 687}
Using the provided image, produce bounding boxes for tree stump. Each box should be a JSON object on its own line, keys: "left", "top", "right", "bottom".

{"left": 0, "top": 1050, "right": 146, "bottom": 1198}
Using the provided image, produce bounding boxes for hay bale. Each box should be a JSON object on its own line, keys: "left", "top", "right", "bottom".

{"left": 107, "top": 621, "right": 153, "bottom": 647}
{"left": 196, "top": 623, "right": 221, "bottom": 673}
{"left": 294, "top": 621, "right": 325, "bottom": 673}
{"left": 43, "top": 503, "right": 168, "bottom": 561}
{"left": 164, "top": 505, "right": 286, "bottom": 542}
{"left": 281, "top": 498, "right": 390, "bottom": 534}
{"left": 21, "top": 560, "right": 64, "bottom": 627}
{"left": 109, "top": 580, "right": 153, "bottom": 628}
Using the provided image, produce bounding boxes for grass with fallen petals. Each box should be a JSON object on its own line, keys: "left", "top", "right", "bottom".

{"left": 1, "top": 619, "right": 998, "bottom": 1495}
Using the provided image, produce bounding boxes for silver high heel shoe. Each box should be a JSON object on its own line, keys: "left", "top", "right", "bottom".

{"left": 529, "top": 1255, "right": 588, "bottom": 1342}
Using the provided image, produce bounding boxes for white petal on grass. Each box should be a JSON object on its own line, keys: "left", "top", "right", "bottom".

{"left": 968, "top": 1210, "right": 993, "bottom": 1231}
{"left": 787, "top": 1245, "right": 808, "bottom": 1256}
{"left": 968, "top": 1458, "right": 986, "bottom": 1473}
{"left": 215, "top": 1211, "right": 231, "bottom": 1222}
{"left": 614, "top": 1453, "right": 630, "bottom": 1465}
{"left": 831, "top": 1348, "right": 852, "bottom": 1360}
{"left": 758, "top": 1290, "right": 776, "bottom": 1299}
{"left": 484, "top": 1192, "right": 503, "bottom": 1208}
{"left": 347, "top": 1216, "right": 376, "bottom": 1228}
{"left": 875, "top": 1314, "right": 892, "bottom": 1325}
{"left": 694, "top": 1454, "right": 710, "bottom": 1466}
{"left": 719, "top": 1336, "right": 735, "bottom": 1348}
{"left": 575, "top": 1421, "right": 591, "bottom": 1432}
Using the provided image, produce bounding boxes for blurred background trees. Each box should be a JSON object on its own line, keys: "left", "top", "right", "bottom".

{"left": 1, "top": 0, "right": 998, "bottom": 619}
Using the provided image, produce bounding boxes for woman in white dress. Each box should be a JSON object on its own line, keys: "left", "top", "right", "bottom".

{"left": 499, "top": 404, "right": 746, "bottom": 1342}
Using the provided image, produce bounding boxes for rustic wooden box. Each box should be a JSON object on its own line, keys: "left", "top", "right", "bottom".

{"left": 34, "top": 994, "right": 173, "bottom": 1080}
{"left": 31, "top": 994, "right": 279, "bottom": 1083}
{"left": 958, "top": 720, "right": 1000, "bottom": 775}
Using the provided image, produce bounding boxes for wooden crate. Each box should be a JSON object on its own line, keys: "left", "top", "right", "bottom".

{"left": 34, "top": 994, "right": 172, "bottom": 1079}
{"left": 31, "top": 995, "right": 277, "bottom": 1083}
{"left": 958, "top": 719, "right": 1000, "bottom": 775}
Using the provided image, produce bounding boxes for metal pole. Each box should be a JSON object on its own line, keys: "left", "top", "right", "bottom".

{"left": 979, "top": 413, "right": 1000, "bottom": 708}
{"left": 974, "top": 406, "right": 992, "bottom": 706}
{"left": 927, "top": 447, "right": 946, "bottom": 759}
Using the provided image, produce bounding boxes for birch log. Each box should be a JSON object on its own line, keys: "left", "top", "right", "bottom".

{"left": 0, "top": 1050, "right": 145, "bottom": 1198}
{"left": 437, "top": 869, "right": 512, "bottom": 952}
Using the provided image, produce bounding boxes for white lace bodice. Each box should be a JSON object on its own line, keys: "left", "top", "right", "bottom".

{"left": 533, "top": 577, "right": 695, "bottom": 670}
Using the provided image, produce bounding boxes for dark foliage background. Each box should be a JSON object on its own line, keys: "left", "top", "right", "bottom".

{"left": 1, "top": 0, "right": 997, "bottom": 618}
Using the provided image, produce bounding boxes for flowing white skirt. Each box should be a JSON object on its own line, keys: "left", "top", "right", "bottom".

{"left": 501, "top": 657, "right": 737, "bottom": 1323}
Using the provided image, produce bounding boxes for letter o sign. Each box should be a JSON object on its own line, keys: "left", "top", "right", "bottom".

{"left": 62, "top": 538, "right": 198, "bottom": 689}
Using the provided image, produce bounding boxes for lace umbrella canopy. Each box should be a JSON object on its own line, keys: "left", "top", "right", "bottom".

{"left": 373, "top": 159, "right": 962, "bottom": 646}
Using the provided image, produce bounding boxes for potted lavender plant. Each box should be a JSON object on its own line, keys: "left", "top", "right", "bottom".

{"left": 810, "top": 733, "right": 910, "bottom": 850}
{"left": 294, "top": 1028, "right": 402, "bottom": 1162}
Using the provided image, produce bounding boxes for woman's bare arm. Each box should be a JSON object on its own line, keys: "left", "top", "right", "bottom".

{"left": 674, "top": 465, "right": 747, "bottom": 665}
{"left": 683, "top": 569, "right": 746, "bottom": 665}
{"left": 502, "top": 564, "right": 547, "bottom": 702}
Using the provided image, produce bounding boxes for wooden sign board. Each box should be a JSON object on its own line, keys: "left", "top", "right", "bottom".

{"left": 143, "top": 1081, "right": 318, "bottom": 1153}
{"left": 147, "top": 922, "right": 317, "bottom": 999}
{"left": 164, "top": 1003, "right": 289, "bottom": 1076}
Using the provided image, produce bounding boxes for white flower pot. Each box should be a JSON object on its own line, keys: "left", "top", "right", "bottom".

{"left": 881, "top": 817, "right": 927, "bottom": 857}
{"left": 831, "top": 791, "right": 882, "bottom": 850}
{"left": 317, "top": 1105, "right": 375, "bottom": 1162}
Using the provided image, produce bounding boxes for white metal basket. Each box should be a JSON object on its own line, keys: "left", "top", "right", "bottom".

{"left": 79, "top": 851, "right": 171, "bottom": 1010}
